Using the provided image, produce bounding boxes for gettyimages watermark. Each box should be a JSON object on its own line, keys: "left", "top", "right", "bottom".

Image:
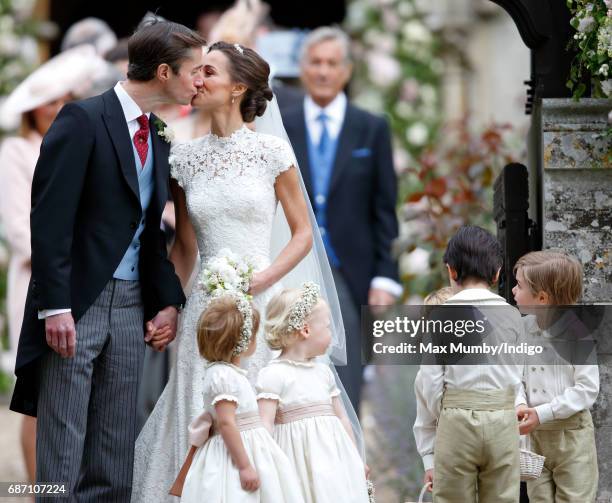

{"left": 360, "top": 305, "right": 609, "bottom": 366}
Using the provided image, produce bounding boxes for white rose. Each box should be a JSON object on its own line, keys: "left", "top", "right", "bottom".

{"left": 367, "top": 51, "right": 401, "bottom": 87}
{"left": 354, "top": 90, "right": 385, "bottom": 112}
{"left": 400, "top": 247, "right": 431, "bottom": 275}
{"left": 578, "top": 16, "right": 596, "bottom": 33}
{"left": 0, "top": 33, "right": 20, "bottom": 56}
{"left": 395, "top": 101, "right": 413, "bottom": 119}
{"left": 236, "top": 261, "right": 249, "bottom": 275}
{"left": 220, "top": 267, "right": 239, "bottom": 287}
{"left": 402, "top": 21, "right": 431, "bottom": 44}
{"left": 163, "top": 127, "right": 176, "bottom": 142}
{"left": 602, "top": 79, "right": 612, "bottom": 97}
{"left": 406, "top": 123, "right": 429, "bottom": 146}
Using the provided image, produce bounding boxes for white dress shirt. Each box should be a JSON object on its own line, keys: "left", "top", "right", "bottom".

{"left": 514, "top": 314, "right": 599, "bottom": 424}
{"left": 304, "top": 93, "right": 403, "bottom": 298}
{"left": 413, "top": 287, "right": 526, "bottom": 470}
{"left": 39, "top": 82, "right": 149, "bottom": 319}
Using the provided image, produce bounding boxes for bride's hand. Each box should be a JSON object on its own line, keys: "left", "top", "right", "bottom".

{"left": 248, "top": 271, "right": 270, "bottom": 296}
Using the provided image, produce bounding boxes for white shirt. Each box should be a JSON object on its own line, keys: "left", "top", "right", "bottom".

{"left": 515, "top": 314, "right": 599, "bottom": 424}
{"left": 304, "top": 93, "right": 403, "bottom": 298}
{"left": 413, "top": 288, "right": 526, "bottom": 470}
{"left": 39, "top": 82, "right": 149, "bottom": 319}
{"left": 304, "top": 93, "right": 347, "bottom": 144}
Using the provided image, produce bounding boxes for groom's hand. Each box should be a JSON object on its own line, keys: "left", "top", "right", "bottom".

{"left": 145, "top": 306, "right": 178, "bottom": 351}
{"left": 45, "top": 313, "right": 77, "bottom": 358}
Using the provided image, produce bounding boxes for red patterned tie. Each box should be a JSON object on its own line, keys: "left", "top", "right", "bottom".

{"left": 133, "top": 114, "right": 149, "bottom": 168}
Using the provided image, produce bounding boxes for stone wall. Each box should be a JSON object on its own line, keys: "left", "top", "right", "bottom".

{"left": 539, "top": 98, "right": 611, "bottom": 502}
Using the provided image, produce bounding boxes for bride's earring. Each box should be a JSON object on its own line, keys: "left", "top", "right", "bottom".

{"left": 231, "top": 96, "right": 235, "bottom": 104}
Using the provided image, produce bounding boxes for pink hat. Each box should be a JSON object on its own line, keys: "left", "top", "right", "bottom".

{"left": 0, "top": 45, "right": 105, "bottom": 129}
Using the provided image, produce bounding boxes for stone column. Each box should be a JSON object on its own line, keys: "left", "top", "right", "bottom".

{"left": 538, "top": 98, "right": 611, "bottom": 502}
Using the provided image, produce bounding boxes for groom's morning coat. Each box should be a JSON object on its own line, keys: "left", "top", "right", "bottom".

{"left": 11, "top": 88, "right": 186, "bottom": 417}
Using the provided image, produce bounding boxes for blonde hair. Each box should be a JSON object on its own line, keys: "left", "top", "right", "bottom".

{"left": 513, "top": 251, "right": 583, "bottom": 305}
{"left": 424, "top": 287, "right": 454, "bottom": 306}
{"left": 264, "top": 288, "right": 314, "bottom": 350}
{"left": 197, "top": 296, "right": 260, "bottom": 362}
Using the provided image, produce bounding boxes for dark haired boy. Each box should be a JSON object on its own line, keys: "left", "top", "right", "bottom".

{"left": 413, "top": 225, "right": 524, "bottom": 503}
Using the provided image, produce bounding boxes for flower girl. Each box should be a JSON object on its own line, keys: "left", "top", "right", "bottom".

{"left": 175, "top": 294, "right": 304, "bottom": 503}
{"left": 256, "top": 282, "right": 370, "bottom": 503}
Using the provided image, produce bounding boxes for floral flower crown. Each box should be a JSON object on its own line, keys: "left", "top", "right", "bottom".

{"left": 211, "top": 290, "right": 253, "bottom": 356}
{"left": 287, "top": 282, "right": 321, "bottom": 333}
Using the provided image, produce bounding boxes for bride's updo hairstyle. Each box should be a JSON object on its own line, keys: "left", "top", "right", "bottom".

{"left": 197, "top": 297, "right": 261, "bottom": 362}
{"left": 207, "top": 41, "right": 273, "bottom": 122}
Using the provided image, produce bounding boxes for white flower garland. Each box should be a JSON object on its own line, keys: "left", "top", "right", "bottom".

{"left": 286, "top": 282, "right": 321, "bottom": 333}
{"left": 200, "top": 250, "right": 256, "bottom": 355}
{"left": 210, "top": 289, "right": 253, "bottom": 356}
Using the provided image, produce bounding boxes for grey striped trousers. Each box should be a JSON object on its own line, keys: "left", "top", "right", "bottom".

{"left": 36, "top": 279, "right": 145, "bottom": 502}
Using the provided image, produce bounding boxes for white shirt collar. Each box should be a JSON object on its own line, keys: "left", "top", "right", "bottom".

{"left": 304, "top": 92, "right": 347, "bottom": 126}
{"left": 445, "top": 287, "right": 507, "bottom": 304}
{"left": 114, "top": 81, "right": 149, "bottom": 123}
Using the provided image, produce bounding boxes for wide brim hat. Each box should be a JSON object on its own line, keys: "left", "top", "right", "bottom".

{"left": 0, "top": 44, "right": 105, "bottom": 129}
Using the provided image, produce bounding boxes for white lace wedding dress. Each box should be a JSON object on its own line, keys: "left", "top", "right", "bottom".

{"left": 131, "top": 125, "right": 295, "bottom": 502}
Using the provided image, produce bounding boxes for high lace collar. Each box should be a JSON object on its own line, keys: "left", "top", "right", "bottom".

{"left": 208, "top": 124, "right": 250, "bottom": 144}
{"left": 206, "top": 360, "right": 248, "bottom": 375}
{"left": 270, "top": 358, "right": 315, "bottom": 368}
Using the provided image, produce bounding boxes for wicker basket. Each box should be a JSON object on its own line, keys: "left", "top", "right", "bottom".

{"left": 520, "top": 448, "right": 546, "bottom": 480}
{"left": 405, "top": 483, "right": 432, "bottom": 502}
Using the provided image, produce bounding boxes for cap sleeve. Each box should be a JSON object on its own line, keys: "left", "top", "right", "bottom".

{"left": 203, "top": 365, "right": 241, "bottom": 407}
{"left": 323, "top": 364, "right": 342, "bottom": 398}
{"left": 264, "top": 135, "right": 296, "bottom": 180}
{"left": 169, "top": 142, "right": 190, "bottom": 190}
{"left": 255, "top": 365, "right": 284, "bottom": 402}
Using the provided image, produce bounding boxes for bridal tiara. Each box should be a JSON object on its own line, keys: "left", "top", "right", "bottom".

{"left": 287, "top": 282, "right": 321, "bottom": 333}
{"left": 234, "top": 43, "right": 244, "bottom": 55}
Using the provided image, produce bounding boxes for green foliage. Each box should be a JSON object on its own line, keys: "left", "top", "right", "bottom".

{"left": 0, "top": 0, "right": 57, "bottom": 97}
{"left": 566, "top": 0, "right": 612, "bottom": 99}
{"left": 346, "top": 0, "right": 520, "bottom": 300}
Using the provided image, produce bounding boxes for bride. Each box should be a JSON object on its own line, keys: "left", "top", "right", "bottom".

{"left": 132, "top": 41, "right": 355, "bottom": 501}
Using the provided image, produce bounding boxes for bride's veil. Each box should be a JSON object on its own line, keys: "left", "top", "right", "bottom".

{"left": 255, "top": 96, "right": 367, "bottom": 458}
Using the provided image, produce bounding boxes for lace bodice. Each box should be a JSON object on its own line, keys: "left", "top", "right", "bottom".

{"left": 170, "top": 126, "right": 295, "bottom": 267}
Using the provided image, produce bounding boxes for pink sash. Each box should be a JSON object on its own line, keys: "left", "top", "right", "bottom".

{"left": 275, "top": 401, "right": 336, "bottom": 424}
{"left": 169, "top": 410, "right": 263, "bottom": 497}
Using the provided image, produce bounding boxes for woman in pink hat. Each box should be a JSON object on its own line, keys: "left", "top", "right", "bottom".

{"left": 0, "top": 45, "right": 104, "bottom": 482}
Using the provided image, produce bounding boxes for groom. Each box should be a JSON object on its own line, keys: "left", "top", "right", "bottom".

{"left": 10, "top": 19, "right": 205, "bottom": 501}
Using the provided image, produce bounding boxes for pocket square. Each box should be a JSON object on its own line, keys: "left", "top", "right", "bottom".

{"left": 352, "top": 148, "right": 372, "bottom": 158}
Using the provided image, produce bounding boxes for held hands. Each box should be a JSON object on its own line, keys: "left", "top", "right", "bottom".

{"left": 45, "top": 312, "right": 77, "bottom": 358}
{"left": 517, "top": 405, "right": 541, "bottom": 435}
{"left": 144, "top": 306, "right": 178, "bottom": 352}
{"left": 239, "top": 465, "right": 260, "bottom": 492}
{"left": 368, "top": 288, "right": 396, "bottom": 316}
{"left": 424, "top": 469, "right": 434, "bottom": 492}
{"left": 368, "top": 288, "right": 396, "bottom": 307}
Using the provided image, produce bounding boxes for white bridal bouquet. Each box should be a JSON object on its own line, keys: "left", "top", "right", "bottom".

{"left": 198, "top": 248, "right": 255, "bottom": 297}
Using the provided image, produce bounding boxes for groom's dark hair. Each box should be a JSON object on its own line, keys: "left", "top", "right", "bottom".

{"left": 127, "top": 18, "right": 206, "bottom": 82}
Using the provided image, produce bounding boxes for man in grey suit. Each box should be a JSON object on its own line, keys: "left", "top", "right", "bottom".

{"left": 282, "top": 27, "right": 401, "bottom": 413}
{"left": 11, "top": 20, "right": 205, "bottom": 501}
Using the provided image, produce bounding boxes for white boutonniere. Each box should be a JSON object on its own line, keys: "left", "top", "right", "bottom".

{"left": 153, "top": 118, "right": 175, "bottom": 143}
